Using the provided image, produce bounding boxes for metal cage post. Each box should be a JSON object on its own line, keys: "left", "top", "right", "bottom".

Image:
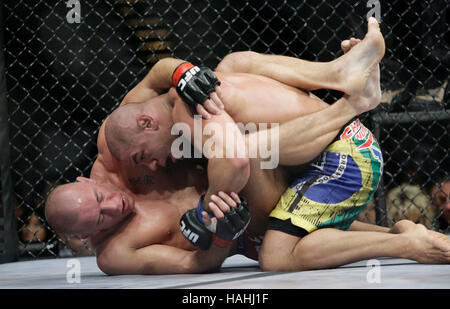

{"left": 0, "top": 2, "right": 19, "bottom": 263}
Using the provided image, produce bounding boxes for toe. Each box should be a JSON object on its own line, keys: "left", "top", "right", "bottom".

{"left": 341, "top": 40, "right": 350, "bottom": 53}
{"left": 368, "top": 17, "right": 379, "bottom": 28}
{"left": 350, "top": 38, "right": 358, "bottom": 46}
{"left": 366, "top": 17, "right": 381, "bottom": 38}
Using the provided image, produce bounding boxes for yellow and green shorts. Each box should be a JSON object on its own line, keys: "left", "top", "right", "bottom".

{"left": 268, "top": 119, "right": 383, "bottom": 237}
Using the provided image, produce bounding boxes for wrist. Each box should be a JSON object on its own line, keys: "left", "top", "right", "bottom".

{"left": 196, "top": 194, "right": 206, "bottom": 223}
{"left": 172, "top": 62, "right": 195, "bottom": 86}
{"left": 212, "top": 234, "right": 233, "bottom": 248}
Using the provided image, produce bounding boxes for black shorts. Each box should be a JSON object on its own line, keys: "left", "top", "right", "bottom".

{"left": 266, "top": 217, "right": 309, "bottom": 238}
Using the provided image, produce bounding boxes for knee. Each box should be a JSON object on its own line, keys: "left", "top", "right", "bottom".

{"left": 217, "top": 51, "right": 258, "bottom": 73}
{"left": 260, "top": 251, "right": 312, "bottom": 272}
{"left": 259, "top": 252, "right": 281, "bottom": 272}
{"left": 259, "top": 246, "right": 294, "bottom": 272}
{"left": 259, "top": 231, "right": 312, "bottom": 272}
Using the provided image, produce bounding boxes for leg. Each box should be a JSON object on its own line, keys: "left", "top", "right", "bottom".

{"left": 259, "top": 221, "right": 450, "bottom": 271}
{"left": 260, "top": 228, "right": 405, "bottom": 271}
{"left": 249, "top": 65, "right": 381, "bottom": 167}
{"left": 227, "top": 20, "right": 382, "bottom": 166}
{"left": 349, "top": 220, "right": 390, "bottom": 232}
{"left": 259, "top": 115, "right": 386, "bottom": 270}
{"left": 217, "top": 50, "right": 344, "bottom": 92}
{"left": 217, "top": 18, "right": 385, "bottom": 97}
{"left": 259, "top": 110, "right": 450, "bottom": 270}
{"left": 239, "top": 95, "right": 375, "bottom": 231}
{"left": 259, "top": 28, "right": 382, "bottom": 165}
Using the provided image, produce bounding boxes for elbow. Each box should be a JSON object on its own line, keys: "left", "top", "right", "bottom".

{"left": 229, "top": 156, "right": 250, "bottom": 186}
{"left": 216, "top": 51, "right": 258, "bottom": 73}
{"left": 231, "top": 156, "right": 250, "bottom": 172}
{"left": 230, "top": 134, "right": 251, "bottom": 171}
{"left": 229, "top": 137, "right": 251, "bottom": 183}
{"left": 181, "top": 251, "right": 219, "bottom": 274}
{"left": 97, "top": 256, "right": 117, "bottom": 276}
{"left": 179, "top": 257, "right": 197, "bottom": 274}
{"left": 211, "top": 155, "right": 250, "bottom": 189}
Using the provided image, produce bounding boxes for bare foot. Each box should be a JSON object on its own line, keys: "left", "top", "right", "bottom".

{"left": 339, "top": 30, "right": 382, "bottom": 113}
{"left": 345, "top": 61, "right": 381, "bottom": 114}
{"left": 341, "top": 37, "right": 361, "bottom": 54}
{"left": 393, "top": 220, "right": 450, "bottom": 264}
{"left": 334, "top": 18, "right": 385, "bottom": 102}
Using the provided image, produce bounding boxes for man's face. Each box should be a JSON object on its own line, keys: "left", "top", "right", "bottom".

{"left": 126, "top": 129, "right": 177, "bottom": 172}
{"left": 431, "top": 181, "right": 450, "bottom": 224}
{"left": 112, "top": 96, "right": 178, "bottom": 171}
{"left": 73, "top": 179, "right": 135, "bottom": 235}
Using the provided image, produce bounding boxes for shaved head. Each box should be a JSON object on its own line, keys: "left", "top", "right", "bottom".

{"left": 105, "top": 103, "right": 143, "bottom": 161}
{"left": 45, "top": 178, "right": 135, "bottom": 237}
{"left": 104, "top": 97, "right": 174, "bottom": 170}
{"left": 45, "top": 183, "right": 83, "bottom": 235}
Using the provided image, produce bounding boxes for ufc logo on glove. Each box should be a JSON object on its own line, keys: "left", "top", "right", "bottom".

{"left": 180, "top": 219, "right": 200, "bottom": 244}
{"left": 177, "top": 66, "right": 201, "bottom": 91}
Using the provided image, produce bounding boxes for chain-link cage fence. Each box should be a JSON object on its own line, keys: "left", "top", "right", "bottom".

{"left": 1, "top": 0, "right": 449, "bottom": 261}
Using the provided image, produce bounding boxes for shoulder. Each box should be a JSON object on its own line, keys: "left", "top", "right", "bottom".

{"left": 95, "top": 123, "right": 118, "bottom": 172}
{"left": 97, "top": 123, "right": 109, "bottom": 159}
{"left": 89, "top": 122, "right": 124, "bottom": 185}
{"left": 121, "top": 83, "right": 160, "bottom": 107}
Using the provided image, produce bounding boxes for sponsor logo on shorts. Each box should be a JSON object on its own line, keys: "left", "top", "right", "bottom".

{"left": 296, "top": 153, "right": 348, "bottom": 190}
{"left": 340, "top": 119, "right": 368, "bottom": 141}
{"left": 314, "top": 153, "right": 347, "bottom": 185}
{"left": 340, "top": 119, "right": 377, "bottom": 152}
{"left": 357, "top": 132, "right": 374, "bottom": 151}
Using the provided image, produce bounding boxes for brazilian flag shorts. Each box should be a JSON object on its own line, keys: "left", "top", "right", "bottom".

{"left": 268, "top": 118, "right": 383, "bottom": 236}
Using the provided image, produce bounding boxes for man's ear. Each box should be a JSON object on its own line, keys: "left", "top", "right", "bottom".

{"left": 76, "top": 176, "right": 96, "bottom": 184}
{"left": 136, "top": 114, "right": 159, "bottom": 130}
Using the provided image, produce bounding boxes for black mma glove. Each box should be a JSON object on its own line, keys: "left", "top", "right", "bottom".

{"left": 180, "top": 205, "right": 212, "bottom": 250}
{"left": 172, "top": 62, "right": 221, "bottom": 108}
{"left": 213, "top": 197, "right": 251, "bottom": 244}
{"left": 179, "top": 194, "right": 251, "bottom": 250}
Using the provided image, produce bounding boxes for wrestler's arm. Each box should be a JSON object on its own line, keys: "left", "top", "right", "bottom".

{"left": 120, "top": 58, "right": 186, "bottom": 106}
{"left": 120, "top": 58, "right": 223, "bottom": 119}
{"left": 170, "top": 88, "right": 249, "bottom": 211}
{"left": 97, "top": 241, "right": 232, "bottom": 275}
